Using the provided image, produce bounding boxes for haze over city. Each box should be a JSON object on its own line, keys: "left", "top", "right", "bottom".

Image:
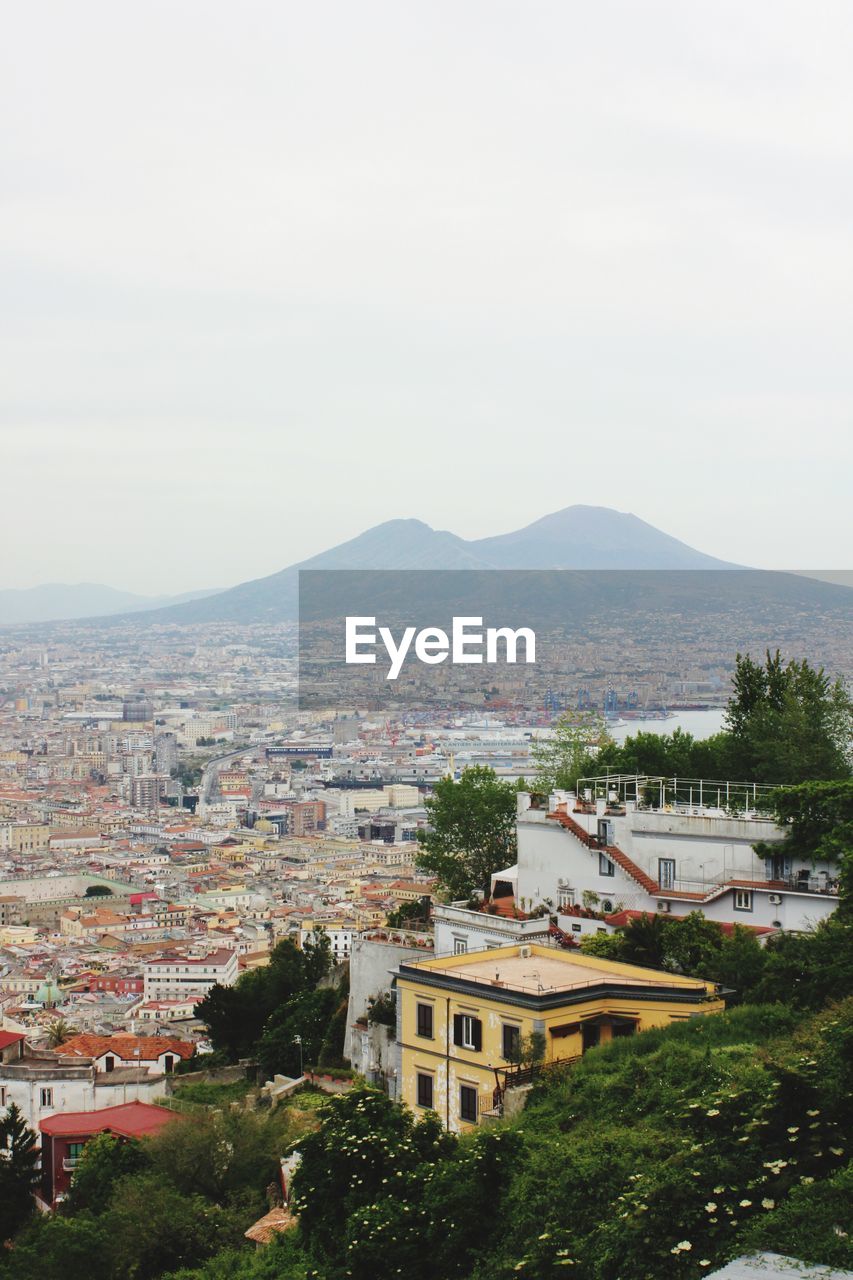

{"left": 3, "top": 1, "right": 853, "bottom": 593}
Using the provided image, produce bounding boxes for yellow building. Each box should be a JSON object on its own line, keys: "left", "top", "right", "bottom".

{"left": 396, "top": 943, "right": 724, "bottom": 1132}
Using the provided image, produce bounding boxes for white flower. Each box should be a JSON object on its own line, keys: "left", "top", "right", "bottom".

{"left": 706, "top": 1108, "right": 720, "bottom": 1116}
{"left": 762, "top": 1199, "right": 775, "bottom": 1210}
{"left": 739, "top": 1199, "right": 752, "bottom": 1208}
{"left": 705, "top": 1203, "right": 717, "bottom": 1214}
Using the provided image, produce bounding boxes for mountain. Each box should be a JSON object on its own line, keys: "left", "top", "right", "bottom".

{"left": 469, "top": 506, "right": 734, "bottom": 570}
{"left": 0, "top": 583, "right": 222, "bottom": 626}
{"left": 118, "top": 505, "right": 743, "bottom": 625}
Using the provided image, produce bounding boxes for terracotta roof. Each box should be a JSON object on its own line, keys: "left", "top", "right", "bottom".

{"left": 244, "top": 1206, "right": 296, "bottom": 1244}
{"left": 604, "top": 909, "right": 776, "bottom": 936}
{"left": 0, "top": 1031, "right": 25, "bottom": 1050}
{"left": 40, "top": 1101, "right": 179, "bottom": 1139}
{"left": 58, "top": 1033, "right": 195, "bottom": 1061}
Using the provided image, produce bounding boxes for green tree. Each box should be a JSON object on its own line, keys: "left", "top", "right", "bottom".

{"left": 3, "top": 1213, "right": 112, "bottom": 1280}
{"left": 67, "top": 1132, "right": 151, "bottom": 1215}
{"left": 756, "top": 779, "right": 853, "bottom": 868}
{"left": 104, "top": 1173, "right": 243, "bottom": 1280}
{"left": 726, "top": 651, "right": 851, "bottom": 783}
{"left": 195, "top": 936, "right": 332, "bottom": 1062}
{"left": 45, "top": 1017, "right": 72, "bottom": 1048}
{"left": 0, "top": 1103, "right": 39, "bottom": 1240}
{"left": 290, "top": 1087, "right": 455, "bottom": 1270}
{"left": 532, "top": 714, "right": 609, "bottom": 791}
{"left": 257, "top": 986, "right": 338, "bottom": 1078}
{"left": 416, "top": 765, "right": 517, "bottom": 899}
{"left": 618, "top": 911, "right": 670, "bottom": 968}
{"left": 755, "top": 914, "right": 853, "bottom": 1010}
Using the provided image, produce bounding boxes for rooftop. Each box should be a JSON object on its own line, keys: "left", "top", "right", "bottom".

{"left": 403, "top": 943, "right": 712, "bottom": 998}
{"left": 40, "top": 1100, "right": 180, "bottom": 1139}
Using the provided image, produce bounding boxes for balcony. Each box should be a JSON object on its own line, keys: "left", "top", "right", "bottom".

{"left": 62, "top": 1157, "right": 81, "bottom": 1172}
{"left": 654, "top": 873, "right": 840, "bottom": 900}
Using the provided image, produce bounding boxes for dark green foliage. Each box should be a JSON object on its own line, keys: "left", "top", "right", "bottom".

{"left": 755, "top": 914, "right": 853, "bottom": 1009}
{"left": 0, "top": 1103, "right": 39, "bottom": 1241}
{"left": 289, "top": 1086, "right": 516, "bottom": 1279}
{"left": 416, "top": 765, "right": 518, "bottom": 898}
{"left": 756, "top": 781, "right": 853, "bottom": 919}
{"left": 386, "top": 897, "right": 431, "bottom": 928}
{"left": 163, "top": 1232, "right": 310, "bottom": 1279}
{"left": 725, "top": 651, "right": 851, "bottom": 783}
{"left": 584, "top": 911, "right": 768, "bottom": 1003}
{"left": 6, "top": 1213, "right": 113, "bottom": 1280}
{"left": 0, "top": 1099, "right": 316, "bottom": 1280}
{"left": 738, "top": 1162, "right": 853, "bottom": 1269}
{"left": 317, "top": 993, "right": 351, "bottom": 1069}
{"left": 366, "top": 989, "right": 396, "bottom": 1027}
{"left": 66, "top": 1132, "right": 151, "bottom": 1214}
{"left": 257, "top": 986, "right": 338, "bottom": 1078}
{"left": 195, "top": 934, "right": 333, "bottom": 1062}
{"left": 538, "top": 652, "right": 850, "bottom": 790}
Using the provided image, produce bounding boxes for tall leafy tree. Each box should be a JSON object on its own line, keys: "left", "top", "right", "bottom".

{"left": 0, "top": 1103, "right": 39, "bottom": 1240}
{"left": 726, "top": 651, "right": 851, "bottom": 783}
{"left": 195, "top": 935, "right": 332, "bottom": 1061}
{"left": 416, "top": 765, "right": 518, "bottom": 899}
{"left": 532, "top": 714, "right": 609, "bottom": 791}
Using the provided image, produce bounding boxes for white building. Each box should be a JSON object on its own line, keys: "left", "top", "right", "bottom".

{"left": 0, "top": 1032, "right": 174, "bottom": 1130}
{"left": 508, "top": 782, "right": 839, "bottom": 934}
{"left": 143, "top": 948, "right": 239, "bottom": 1000}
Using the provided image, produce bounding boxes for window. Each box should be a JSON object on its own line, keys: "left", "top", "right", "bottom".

{"left": 453, "top": 937, "right": 468, "bottom": 955}
{"left": 453, "top": 1014, "right": 482, "bottom": 1052}
{"left": 502, "top": 1023, "right": 521, "bottom": 1061}
{"left": 0, "top": 1087, "right": 5, "bottom": 1107}
{"left": 558, "top": 888, "right": 575, "bottom": 909}
{"left": 599, "top": 853, "right": 615, "bottom": 877}
{"left": 459, "top": 1085, "right": 478, "bottom": 1123}
{"left": 104, "top": 1055, "right": 115, "bottom": 1072}
{"left": 67, "top": 1141, "right": 85, "bottom": 1164}
{"left": 658, "top": 858, "right": 676, "bottom": 890}
{"left": 734, "top": 889, "right": 753, "bottom": 912}
{"left": 416, "top": 1003, "right": 433, "bottom": 1039}
{"left": 40, "top": 1088, "right": 53, "bottom": 1108}
{"left": 416, "top": 1072, "right": 434, "bottom": 1109}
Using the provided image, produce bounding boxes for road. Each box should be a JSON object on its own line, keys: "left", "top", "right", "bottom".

{"left": 198, "top": 741, "right": 266, "bottom": 813}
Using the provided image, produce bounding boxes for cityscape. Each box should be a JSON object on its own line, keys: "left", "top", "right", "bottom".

{"left": 2, "top": 4, "right": 852, "bottom": 1279}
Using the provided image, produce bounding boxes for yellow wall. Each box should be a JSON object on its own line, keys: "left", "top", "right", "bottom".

{"left": 397, "top": 945, "right": 723, "bottom": 1132}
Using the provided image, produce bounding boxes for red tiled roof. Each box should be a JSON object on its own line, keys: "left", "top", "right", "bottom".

{"left": 40, "top": 1101, "right": 179, "bottom": 1139}
{"left": 0, "top": 1031, "right": 25, "bottom": 1050}
{"left": 604, "top": 908, "right": 777, "bottom": 937}
{"left": 58, "top": 1033, "right": 195, "bottom": 1061}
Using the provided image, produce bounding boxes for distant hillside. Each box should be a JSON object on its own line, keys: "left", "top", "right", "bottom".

{"left": 0, "top": 583, "right": 221, "bottom": 625}
{"left": 126, "top": 505, "right": 743, "bottom": 625}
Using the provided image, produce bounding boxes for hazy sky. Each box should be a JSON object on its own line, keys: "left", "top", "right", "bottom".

{"left": 2, "top": 1, "right": 852, "bottom": 593}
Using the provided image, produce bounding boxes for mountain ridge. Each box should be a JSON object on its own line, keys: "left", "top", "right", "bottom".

{"left": 106, "top": 504, "right": 743, "bottom": 625}
{"left": 0, "top": 583, "right": 222, "bottom": 626}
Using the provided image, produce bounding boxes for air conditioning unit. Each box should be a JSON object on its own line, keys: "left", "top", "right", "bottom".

{"left": 768, "top": 894, "right": 782, "bottom": 905}
{"left": 657, "top": 901, "right": 671, "bottom": 912}
{"left": 519, "top": 945, "right": 532, "bottom": 959}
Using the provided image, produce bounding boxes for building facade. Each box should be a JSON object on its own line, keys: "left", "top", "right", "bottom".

{"left": 396, "top": 943, "right": 724, "bottom": 1132}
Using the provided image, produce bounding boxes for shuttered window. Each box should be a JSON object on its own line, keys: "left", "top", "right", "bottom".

{"left": 452, "top": 1013, "right": 482, "bottom": 1052}
{"left": 416, "top": 1003, "right": 433, "bottom": 1039}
